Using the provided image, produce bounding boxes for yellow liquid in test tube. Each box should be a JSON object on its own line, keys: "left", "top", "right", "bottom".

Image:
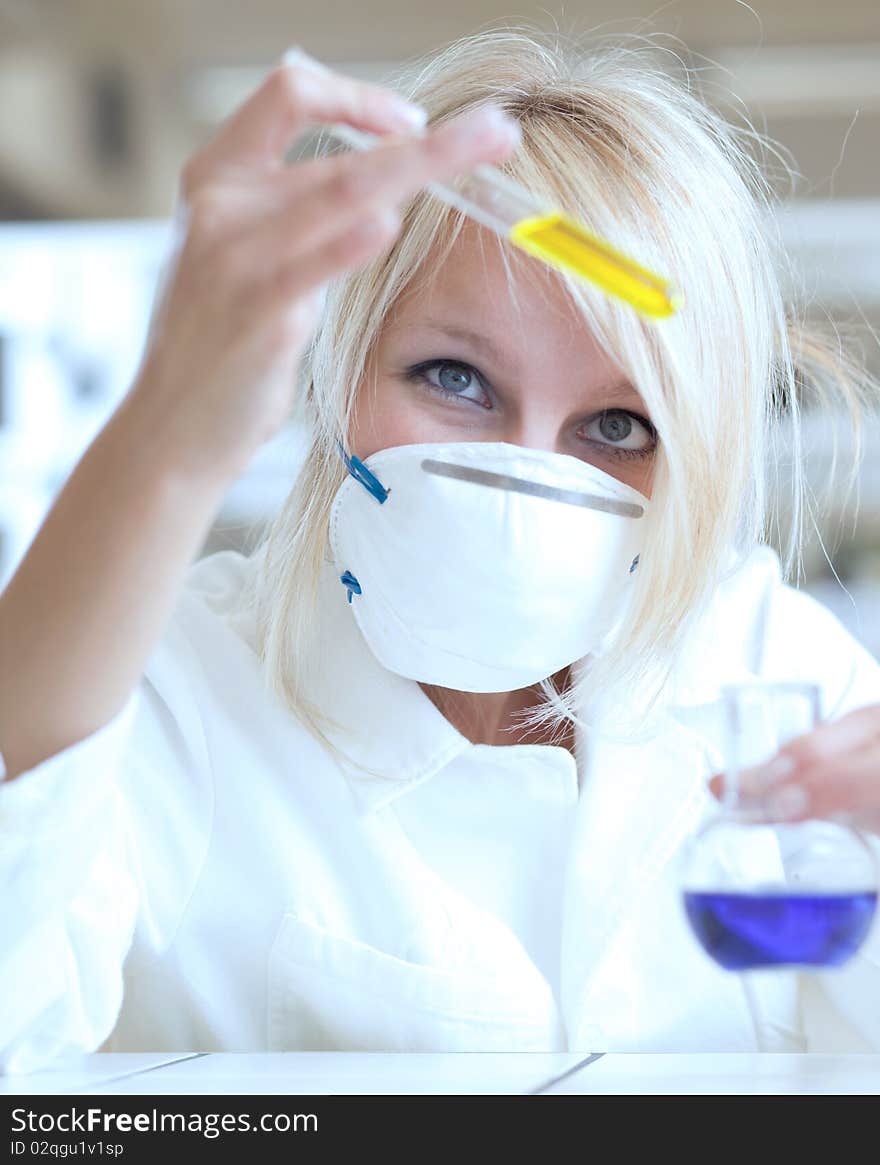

{"left": 509, "top": 212, "right": 682, "bottom": 320}
{"left": 324, "top": 122, "right": 683, "bottom": 321}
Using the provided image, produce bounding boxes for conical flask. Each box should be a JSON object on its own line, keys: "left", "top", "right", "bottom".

{"left": 681, "top": 682, "right": 879, "bottom": 971}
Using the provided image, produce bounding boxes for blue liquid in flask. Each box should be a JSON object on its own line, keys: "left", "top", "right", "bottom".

{"left": 684, "top": 890, "right": 878, "bottom": 970}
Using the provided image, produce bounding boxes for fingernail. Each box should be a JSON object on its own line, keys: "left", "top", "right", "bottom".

{"left": 453, "top": 105, "right": 521, "bottom": 145}
{"left": 389, "top": 101, "right": 429, "bottom": 131}
{"left": 281, "top": 46, "right": 328, "bottom": 72}
{"left": 763, "top": 784, "right": 810, "bottom": 821}
{"left": 311, "top": 281, "right": 328, "bottom": 316}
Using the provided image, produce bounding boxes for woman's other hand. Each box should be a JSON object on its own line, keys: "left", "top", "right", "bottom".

{"left": 707, "top": 703, "right": 880, "bottom": 836}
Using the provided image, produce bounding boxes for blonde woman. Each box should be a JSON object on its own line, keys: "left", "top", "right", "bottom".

{"left": 2, "top": 29, "right": 880, "bottom": 1073}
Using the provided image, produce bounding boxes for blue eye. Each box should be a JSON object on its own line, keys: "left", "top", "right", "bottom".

{"left": 403, "top": 360, "right": 657, "bottom": 462}
{"left": 405, "top": 359, "right": 489, "bottom": 406}
{"left": 580, "top": 408, "right": 656, "bottom": 455}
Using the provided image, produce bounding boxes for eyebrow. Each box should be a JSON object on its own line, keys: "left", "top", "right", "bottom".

{"left": 410, "top": 318, "right": 640, "bottom": 402}
{"left": 414, "top": 319, "right": 509, "bottom": 366}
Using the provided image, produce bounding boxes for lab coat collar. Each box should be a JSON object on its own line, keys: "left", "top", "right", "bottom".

{"left": 285, "top": 539, "right": 776, "bottom": 818}
{"left": 305, "top": 554, "right": 580, "bottom": 816}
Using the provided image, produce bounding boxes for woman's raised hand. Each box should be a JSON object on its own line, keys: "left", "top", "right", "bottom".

{"left": 0, "top": 52, "right": 521, "bottom": 783}
{"left": 126, "top": 51, "right": 521, "bottom": 486}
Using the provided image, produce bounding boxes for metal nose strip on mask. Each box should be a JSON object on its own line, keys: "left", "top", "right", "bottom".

{"left": 420, "top": 459, "right": 645, "bottom": 518}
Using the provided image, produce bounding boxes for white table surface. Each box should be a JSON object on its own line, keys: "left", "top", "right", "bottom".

{"left": 543, "top": 1053, "right": 880, "bottom": 1094}
{"left": 2, "top": 1053, "right": 879, "bottom": 1095}
{"left": 0, "top": 1054, "right": 201, "bottom": 1095}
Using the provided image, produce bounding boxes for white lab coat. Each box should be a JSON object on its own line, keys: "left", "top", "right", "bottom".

{"left": 2, "top": 541, "right": 880, "bottom": 1073}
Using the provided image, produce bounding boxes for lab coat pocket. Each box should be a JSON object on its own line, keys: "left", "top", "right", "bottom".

{"left": 267, "top": 912, "right": 564, "bottom": 1051}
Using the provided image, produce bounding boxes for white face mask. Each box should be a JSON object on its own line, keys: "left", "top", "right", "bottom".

{"left": 329, "top": 440, "right": 650, "bottom": 693}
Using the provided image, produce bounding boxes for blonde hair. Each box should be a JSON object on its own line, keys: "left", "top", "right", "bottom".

{"left": 242, "top": 24, "right": 877, "bottom": 758}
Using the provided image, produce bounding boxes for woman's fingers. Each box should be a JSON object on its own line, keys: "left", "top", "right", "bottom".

{"left": 235, "top": 104, "right": 521, "bottom": 275}
{"left": 783, "top": 702, "right": 880, "bottom": 765}
{"left": 743, "top": 758, "right": 880, "bottom": 833}
{"left": 254, "top": 205, "right": 405, "bottom": 312}
{"left": 179, "top": 52, "right": 428, "bottom": 195}
{"left": 787, "top": 750, "right": 880, "bottom": 831}
{"left": 131, "top": 49, "right": 522, "bottom": 486}
{"left": 297, "top": 105, "right": 519, "bottom": 248}
{"left": 706, "top": 706, "right": 880, "bottom": 835}
{"left": 709, "top": 703, "right": 880, "bottom": 804}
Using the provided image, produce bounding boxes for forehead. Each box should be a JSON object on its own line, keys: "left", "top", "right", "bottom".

{"left": 391, "top": 220, "right": 579, "bottom": 324}
{"left": 382, "top": 220, "right": 617, "bottom": 371}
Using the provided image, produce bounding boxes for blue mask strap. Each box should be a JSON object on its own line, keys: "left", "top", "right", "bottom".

{"left": 339, "top": 570, "right": 362, "bottom": 603}
{"left": 336, "top": 439, "right": 389, "bottom": 504}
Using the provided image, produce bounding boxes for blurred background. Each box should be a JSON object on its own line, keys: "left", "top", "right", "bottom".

{"left": 1, "top": 1, "right": 879, "bottom": 649}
